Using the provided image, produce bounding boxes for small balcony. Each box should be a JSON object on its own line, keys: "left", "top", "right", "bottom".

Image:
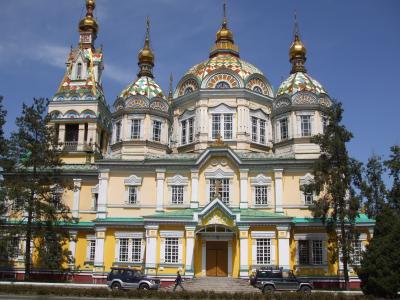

{"left": 63, "top": 141, "right": 95, "bottom": 152}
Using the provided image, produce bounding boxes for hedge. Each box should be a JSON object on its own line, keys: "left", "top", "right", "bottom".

{"left": 0, "top": 284, "right": 375, "bottom": 300}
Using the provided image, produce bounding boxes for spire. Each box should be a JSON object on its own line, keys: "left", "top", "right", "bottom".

{"left": 210, "top": 0, "right": 239, "bottom": 58}
{"left": 289, "top": 10, "right": 307, "bottom": 74}
{"left": 137, "top": 16, "right": 155, "bottom": 78}
{"left": 168, "top": 73, "right": 173, "bottom": 103}
{"left": 79, "top": 0, "right": 99, "bottom": 47}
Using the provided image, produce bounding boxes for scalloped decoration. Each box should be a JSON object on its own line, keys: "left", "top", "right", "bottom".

{"left": 179, "top": 78, "right": 199, "bottom": 96}
{"left": 246, "top": 78, "right": 270, "bottom": 95}
{"left": 207, "top": 73, "right": 239, "bottom": 88}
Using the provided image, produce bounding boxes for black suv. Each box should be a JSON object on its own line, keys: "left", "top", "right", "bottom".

{"left": 106, "top": 267, "right": 160, "bottom": 291}
{"left": 250, "top": 268, "right": 312, "bottom": 294}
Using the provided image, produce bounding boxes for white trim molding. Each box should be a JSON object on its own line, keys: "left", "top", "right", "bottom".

{"left": 250, "top": 174, "right": 273, "bottom": 208}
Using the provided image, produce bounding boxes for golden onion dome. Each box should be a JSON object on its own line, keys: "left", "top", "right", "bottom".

{"left": 79, "top": 0, "right": 98, "bottom": 34}
{"left": 138, "top": 38, "right": 154, "bottom": 66}
{"left": 216, "top": 21, "right": 234, "bottom": 42}
{"left": 289, "top": 34, "right": 306, "bottom": 61}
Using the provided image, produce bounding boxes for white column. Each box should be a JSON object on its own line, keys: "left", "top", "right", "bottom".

{"left": 201, "top": 240, "right": 206, "bottom": 276}
{"left": 185, "top": 226, "right": 195, "bottom": 276}
{"left": 78, "top": 123, "right": 85, "bottom": 150}
{"left": 239, "top": 226, "right": 249, "bottom": 278}
{"left": 239, "top": 169, "right": 249, "bottom": 209}
{"left": 156, "top": 169, "right": 165, "bottom": 211}
{"left": 72, "top": 178, "right": 82, "bottom": 219}
{"left": 58, "top": 124, "right": 65, "bottom": 144}
{"left": 68, "top": 231, "right": 78, "bottom": 269}
{"left": 277, "top": 226, "right": 290, "bottom": 271}
{"left": 274, "top": 168, "right": 284, "bottom": 213}
{"left": 145, "top": 225, "right": 158, "bottom": 275}
{"left": 228, "top": 240, "right": 233, "bottom": 277}
{"left": 190, "top": 169, "right": 199, "bottom": 208}
{"left": 97, "top": 169, "right": 109, "bottom": 219}
{"left": 94, "top": 227, "right": 106, "bottom": 272}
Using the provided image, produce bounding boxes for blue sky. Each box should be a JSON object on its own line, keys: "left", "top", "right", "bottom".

{"left": 0, "top": 0, "right": 399, "bottom": 164}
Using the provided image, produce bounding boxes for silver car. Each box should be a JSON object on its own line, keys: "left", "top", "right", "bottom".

{"left": 106, "top": 267, "right": 160, "bottom": 290}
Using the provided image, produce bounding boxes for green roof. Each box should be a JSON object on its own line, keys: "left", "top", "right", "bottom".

{"left": 95, "top": 217, "right": 143, "bottom": 223}
{"left": 293, "top": 214, "right": 375, "bottom": 224}
{"left": 234, "top": 208, "right": 289, "bottom": 220}
{"left": 144, "top": 209, "right": 197, "bottom": 219}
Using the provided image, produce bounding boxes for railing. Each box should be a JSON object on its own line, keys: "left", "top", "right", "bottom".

{"left": 63, "top": 141, "right": 78, "bottom": 151}
{"left": 63, "top": 141, "right": 98, "bottom": 152}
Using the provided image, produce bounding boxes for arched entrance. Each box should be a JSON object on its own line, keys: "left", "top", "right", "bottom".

{"left": 196, "top": 225, "right": 235, "bottom": 277}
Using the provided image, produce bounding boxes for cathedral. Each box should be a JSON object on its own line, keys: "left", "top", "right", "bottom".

{"left": 38, "top": 0, "right": 374, "bottom": 287}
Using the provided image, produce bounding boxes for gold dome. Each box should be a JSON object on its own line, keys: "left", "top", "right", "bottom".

{"left": 79, "top": 0, "right": 98, "bottom": 34}
{"left": 289, "top": 34, "right": 306, "bottom": 61}
{"left": 138, "top": 39, "right": 154, "bottom": 66}
{"left": 216, "top": 21, "right": 234, "bottom": 42}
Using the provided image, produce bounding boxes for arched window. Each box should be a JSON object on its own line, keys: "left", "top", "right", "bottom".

{"left": 77, "top": 63, "right": 82, "bottom": 79}
{"left": 184, "top": 87, "right": 193, "bottom": 95}
{"left": 215, "top": 81, "right": 230, "bottom": 89}
{"left": 253, "top": 86, "right": 263, "bottom": 94}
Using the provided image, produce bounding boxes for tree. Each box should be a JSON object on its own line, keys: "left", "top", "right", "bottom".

{"left": 360, "top": 154, "right": 387, "bottom": 218}
{"left": 385, "top": 145, "right": 400, "bottom": 210}
{"left": 308, "top": 101, "right": 362, "bottom": 290}
{"left": 4, "top": 98, "right": 72, "bottom": 280}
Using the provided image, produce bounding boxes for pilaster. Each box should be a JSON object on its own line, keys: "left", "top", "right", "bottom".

{"left": 94, "top": 227, "right": 106, "bottom": 272}
{"left": 145, "top": 225, "right": 158, "bottom": 275}
{"left": 277, "top": 225, "right": 291, "bottom": 271}
{"left": 185, "top": 226, "right": 196, "bottom": 277}
{"left": 72, "top": 178, "right": 82, "bottom": 219}
{"left": 239, "top": 226, "right": 250, "bottom": 278}
{"left": 274, "top": 168, "right": 284, "bottom": 213}
{"left": 239, "top": 169, "right": 249, "bottom": 209}
{"left": 97, "top": 169, "right": 109, "bottom": 219}
{"left": 68, "top": 230, "right": 78, "bottom": 269}
{"left": 190, "top": 169, "right": 199, "bottom": 209}
{"left": 156, "top": 169, "right": 166, "bottom": 211}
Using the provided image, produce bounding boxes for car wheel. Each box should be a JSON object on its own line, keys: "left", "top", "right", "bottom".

{"left": 139, "top": 283, "right": 150, "bottom": 290}
{"left": 262, "top": 285, "right": 275, "bottom": 294}
{"left": 111, "top": 282, "right": 122, "bottom": 291}
{"left": 300, "top": 286, "right": 312, "bottom": 295}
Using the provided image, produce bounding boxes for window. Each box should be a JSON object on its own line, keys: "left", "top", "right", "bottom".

{"left": 115, "top": 121, "right": 121, "bottom": 142}
{"left": 252, "top": 117, "right": 267, "bottom": 144}
{"left": 87, "top": 240, "right": 96, "bottom": 261}
{"left": 304, "top": 192, "right": 313, "bottom": 205}
{"left": 117, "top": 237, "right": 143, "bottom": 263}
{"left": 181, "top": 120, "right": 187, "bottom": 145}
{"left": 209, "top": 179, "right": 230, "bottom": 205}
{"left": 312, "top": 240, "right": 323, "bottom": 265}
{"left": 256, "top": 239, "right": 271, "bottom": 265}
{"left": 212, "top": 114, "right": 221, "bottom": 139}
{"left": 165, "top": 238, "right": 179, "bottom": 264}
{"left": 131, "top": 119, "right": 141, "bottom": 139}
{"left": 279, "top": 118, "right": 288, "bottom": 140}
{"left": 215, "top": 81, "right": 230, "bottom": 89}
{"left": 212, "top": 114, "right": 233, "bottom": 140}
{"left": 93, "top": 193, "right": 98, "bottom": 210}
{"left": 298, "top": 240, "right": 324, "bottom": 265}
{"left": 184, "top": 87, "right": 193, "bottom": 95}
{"left": 51, "top": 192, "right": 62, "bottom": 210}
{"left": 188, "top": 118, "right": 194, "bottom": 143}
{"left": 351, "top": 240, "right": 362, "bottom": 265}
{"left": 128, "top": 187, "right": 137, "bottom": 205}
{"left": 7, "top": 238, "right": 20, "bottom": 259}
{"left": 224, "top": 114, "right": 232, "bottom": 139}
{"left": 252, "top": 117, "right": 258, "bottom": 142}
{"left": 152, "top": 120, "right": 161, "bottom": 142}
{"left": 119, "top": 238, "right": 129, "bottom": 262}
{"left": 253, "top": 86, "right": 263, "bottom": 94}
{"left": 322, "top": 115, "right": 328, "bottom": 134}
{"left": 171, "top": 186, "right": 184, "bottom": 205}
{"left": 255, "top": 186, "right": 268, "bottom": 206}
{"left": 301, "top": 115, "right": 312, "bottom": 137}
{"left": 77, "top": 63, "right": 82, "bottom": 79}
{"left": 131, "top": 239, "right": 142, "bottom": 263}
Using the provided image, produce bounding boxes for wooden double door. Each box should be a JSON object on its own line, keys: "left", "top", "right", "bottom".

{"left": 206, "top": 241, "right": 228, "bottom": 277}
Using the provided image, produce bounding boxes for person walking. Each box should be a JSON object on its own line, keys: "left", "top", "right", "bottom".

{"left": 173, "top": 270, "right": 185, "bottom": 291}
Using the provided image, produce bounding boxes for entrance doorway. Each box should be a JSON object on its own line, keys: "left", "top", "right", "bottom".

{"left": 206, "top": 241, "right": 228, "bottom": 277}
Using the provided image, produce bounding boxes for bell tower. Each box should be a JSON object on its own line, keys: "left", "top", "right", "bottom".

{"left": 48, "top": 0, "right": 111, "bottom": 164}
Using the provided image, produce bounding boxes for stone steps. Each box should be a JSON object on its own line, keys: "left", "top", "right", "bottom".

{"left": 162, "top": 277, "right": 261, "bottom": 293}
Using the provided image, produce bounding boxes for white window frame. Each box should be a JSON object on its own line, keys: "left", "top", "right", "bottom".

{"left": 250, "top": 110, "right": 268, "bottom": 145}
{"left": 251, "top": 174, "right": 272, "bottom": 207}
{"left": 124, "top": 175, "right": 142, "bottom": 206}
{"left": 91, "top": 184, "right": 99, "bottom": 211}
{"left": 130, "top": 118, "right": 142, "bottom": 140}
{"left": 159, "top": 231, "right": 184, "bottom": 265}
{"left": 251, "top": 231, "right": 276, "bottom": 266}
{"left": 86, "top": 235, "right": 96, "bottom": 262}
{"left": 205, "top": 168, "right": 234, "bottom": 204}
{"left": 300, "top": 173, "right": 316, "bottom": 206}
{"left": 208, "top": 104, "right": 236, "bottom": 141}
{"left": 167, "top": 175, "right": 189, "bottom": 207}
{"left": 294, "top": 233, "right": 328, "bottom": 267}
{"left": 276, "top": 116, "right": 289, "bottom": 142}
{"left": 300, "top": 115, "right": 312, "bottom": 137}
{"left": 114, "top": 232, "right": 145, "bottom": 264}
{"left": 295, "top": 111, "right": 315, "bottom": 137}
{"left": 180, "top": 117, "right": 195, "bottom": 146}
{"left": 114, "top": 120, "right": 122, "bottom": 142}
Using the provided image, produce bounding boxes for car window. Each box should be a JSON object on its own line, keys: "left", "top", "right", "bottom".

{"left": 125, "top": 270, "right": 134, "bottom": 278}
{"left": 133, "top": 270, "right": 142, "bottom": 277}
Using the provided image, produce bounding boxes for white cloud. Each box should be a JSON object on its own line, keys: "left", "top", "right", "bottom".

{"left": 103, "top": 63, "right": 133, "bottom": 85}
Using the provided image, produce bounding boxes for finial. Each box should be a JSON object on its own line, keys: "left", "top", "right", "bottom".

{"left": 79, "top": 0, "right": 99, "bottom": 38}
{"left": 223, "top": 0, "right": 227, "bottom": 24}
{"left": 293, "top": 9, "right": 300, "bottom": 38}
{"left": 137, "top": 16, "right": 155, "bottom": 78}
{"left": 168, "top": 73, "right": 173, "bottom": 102}
{"left": 289, "top": 10, "right": 307, "bottom": 74}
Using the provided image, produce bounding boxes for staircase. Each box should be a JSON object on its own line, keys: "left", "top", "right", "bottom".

{"left": 162, "top": 277, "right": 261, "bottom": 293}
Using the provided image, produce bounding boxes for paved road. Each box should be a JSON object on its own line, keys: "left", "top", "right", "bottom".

{"left": 0, "top": 295, "right": 138, "bottom": 300}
